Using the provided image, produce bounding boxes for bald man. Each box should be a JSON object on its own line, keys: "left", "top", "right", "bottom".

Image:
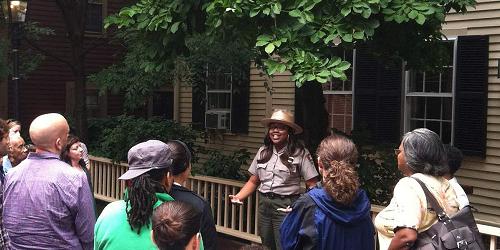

{"left": 2, "top": 135, "right": 28, "bottom": 173}
{"left": 3, "top": 113, "right": 95, "bottom": 250}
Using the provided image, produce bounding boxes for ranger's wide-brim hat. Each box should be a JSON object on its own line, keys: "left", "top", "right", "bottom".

{"left": 261, "top": 109, "right": 303, "bottom": 134}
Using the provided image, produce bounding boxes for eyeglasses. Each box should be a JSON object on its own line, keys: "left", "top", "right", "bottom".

{"left": 394, "top": 148, "right": 401, "bottom": 156}
{"left": 269, "top": 124, "right": 288, "bottom": 132}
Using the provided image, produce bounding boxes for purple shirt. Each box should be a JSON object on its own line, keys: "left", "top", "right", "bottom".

{"left": 3, "top": 152, "right": 95, "bottom": 249}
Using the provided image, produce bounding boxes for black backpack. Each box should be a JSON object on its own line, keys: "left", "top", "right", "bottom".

{"left": 411, "top": 177, "right": 485, "bottom": 250}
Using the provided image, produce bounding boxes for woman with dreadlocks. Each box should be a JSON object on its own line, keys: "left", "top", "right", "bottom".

{"left": 229, "top": 109, "right": 319, "bottom": 250}
{"left": 94, "top": 140, "right": 178, "bottom": 250}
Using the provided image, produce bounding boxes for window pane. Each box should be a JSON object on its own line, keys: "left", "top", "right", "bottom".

{"left": 409, "top": 97, "right": 425, "bottom": 119}
{"left": 426, "top": 121, "right": 441, "bottom": 138}
{"left": 322, "top": 82, "right": 332, "bottom": 91}
{"left": 152, "top": 91, "right": 173, "bottom": 119}
{"left": 424, "top": 72, "right": 440, "bottom": 93}
{"left": 443, "top": 98, "right": 452, "bottom": 121}
{"left": 207, "top": 71, "right": 231, "bottom": 90}
{"left": 222, "top": 113, "right": 231, "bottom": 129}
{"left": 410, "top": 119, "right": 425, "bottom": 130}
{"left": 324, "top": 93, "right": 352, "bottom": 134}
{"left": 426, "top": 97, "right": 441, "bottom": 120}
{"left": 345, "top": 115, "right": 352, "bottom": 134}
{"left": 344, "top": 78, "right": 352, "bottom": 91}
{"left": 207, "top": 93, "right": 230, "bottom": 110}
{"left": 345, "top": 95, "right": 352, "bottom": 114}
{"left": 409, "top": 72, "right": 424, "bottom": 92}
{"left": 332, "top": 95, "right": 346, "bottom": 114}
{"left": 443, "top": 40, "right": 454, "bottom": 66}
{"left": 330, "top": 79, "right": 344, "bottom": 91}
{"left": 440, "top": 67, "right": 453, "bottom": 93}
{"left": 86, "top": 3, "right": 103, "bottom": 33}
{"left": 442, "top": 122, "right": 451, "bottom": 144}
{"left": 86, "top": 90, "right": 98, "bottom": 106}
{"left": 331, "top": 115, "right": 345, "bottom": 132}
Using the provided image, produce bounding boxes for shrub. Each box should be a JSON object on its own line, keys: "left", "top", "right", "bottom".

{"left": 88, "top": 115, "right": 202, "bottom": 163}
{"left": 357, "top": 145, "right": 402, "bottom": 206}
{"left": 194, "top": 148, "right": 251, "bottom": 181}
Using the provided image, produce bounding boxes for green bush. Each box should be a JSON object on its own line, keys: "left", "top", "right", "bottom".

{"left": 357, "top": 145, "right": 402, "bottom": 206}
{"left": 194, "top": 148, "right": 251, "bottom": 181}
{"left": 88, "top": 115, "right": 202, "bottom": 162}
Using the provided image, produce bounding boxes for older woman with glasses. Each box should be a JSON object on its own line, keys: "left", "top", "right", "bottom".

{"left": 229, "top": 109, "right": 319, "bottom": 250}
{"left": 375, "top": 128, "right": 459, "bottom": 250}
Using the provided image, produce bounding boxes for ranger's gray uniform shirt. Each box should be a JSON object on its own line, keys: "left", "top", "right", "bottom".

{"left": 248, "top": 146, "right": 318, "bottom": 195}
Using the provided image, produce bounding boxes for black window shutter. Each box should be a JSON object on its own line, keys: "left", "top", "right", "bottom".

{"left": 454, "top": 35, "right": 489, "bottom": 157}
{"left": 354, "top": 47, "right": 402, "bottom": 143}
{"left": 230, "top": 64, "right": 250, "bottom": 134}
{"left": 191, "top": 80, "right": 206, "bottom": 130}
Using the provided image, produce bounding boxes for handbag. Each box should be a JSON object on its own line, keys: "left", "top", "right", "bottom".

{"left": 410, "top": 177, "right": 485, "bottom": 250}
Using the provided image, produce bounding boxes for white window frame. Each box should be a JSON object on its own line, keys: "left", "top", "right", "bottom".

{"left": 403, "top": 39, "right": 457, "bottom": 144}
{"left": 322, "top": 49, "right": 356, "bottom": 134}
{"left": 205, "top": 66, "right": 233, "bottom": 130}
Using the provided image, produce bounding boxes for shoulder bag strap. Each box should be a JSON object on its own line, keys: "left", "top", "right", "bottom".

{"left": 411, "top": 177, "right": 449, "bottom": 222}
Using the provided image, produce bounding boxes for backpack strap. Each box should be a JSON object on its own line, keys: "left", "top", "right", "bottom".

{"left": 411, "top": 177, "right": 456, "bottom": 229}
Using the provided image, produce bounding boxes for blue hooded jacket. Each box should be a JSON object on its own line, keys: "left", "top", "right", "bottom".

{"left": 280, "top": 187, "right": 374, "bottom": 250}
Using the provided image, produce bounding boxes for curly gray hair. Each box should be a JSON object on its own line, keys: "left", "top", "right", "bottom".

{"left": 401, "top": 128, "right": 448, "bottom": 176}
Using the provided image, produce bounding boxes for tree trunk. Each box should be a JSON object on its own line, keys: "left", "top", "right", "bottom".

{"left": 56, "top": 0, "right": 88, "bottom": 141}
{"left": 72, "top": 61, "right": 88, "bottom": 141}
{"left": 295, "top": 81, "right": 329, "bottom": 159}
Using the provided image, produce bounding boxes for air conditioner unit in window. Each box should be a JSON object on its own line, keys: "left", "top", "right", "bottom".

{"left": 205, "top": 111, "right": 230, "bottom": 130}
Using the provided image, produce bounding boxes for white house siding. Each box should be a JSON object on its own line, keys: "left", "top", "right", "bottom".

{"left": 442, "top": 0, "right": 500, "bottom": 223}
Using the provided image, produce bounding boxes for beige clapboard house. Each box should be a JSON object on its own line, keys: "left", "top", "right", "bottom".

{"left": 176, "top": 0, "right": 500, "bottom": 225}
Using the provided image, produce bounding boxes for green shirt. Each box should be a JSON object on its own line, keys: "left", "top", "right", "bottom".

{"left": 94, "top": 192, "right": 174, "bottom": 250}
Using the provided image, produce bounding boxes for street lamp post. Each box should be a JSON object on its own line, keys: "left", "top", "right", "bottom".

{"left": 4, "top": 0, "right": 27, "bottom": 120}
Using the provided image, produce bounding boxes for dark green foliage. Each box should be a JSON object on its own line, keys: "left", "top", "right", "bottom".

{"left": 104, "top": 0, "right": 475, "bottom": 87}
{"left": 194, "top": 148, "right": 251, "bottom": 181}
{"left": 88, "top": 115, "right": 202, "bottom": 163}
{"left": 357, "top": 145, "right": 402, "bottom": 206}
{"left": 87, "top": 43, "right": 172, "bottom": 111}
{"left": 0, "top": 21, "right": 54, "bottom": 79}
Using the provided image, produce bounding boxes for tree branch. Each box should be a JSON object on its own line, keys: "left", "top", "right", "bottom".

{"left": 23, "top": 38, "right": 75, "bottom": 71}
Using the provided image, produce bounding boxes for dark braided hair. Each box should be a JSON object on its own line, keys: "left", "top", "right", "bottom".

{"left": 125, "top": 168, "right": 171, "bottom": 234}
{"left": 257, "top": 124, "right": 305, "bottom": 168}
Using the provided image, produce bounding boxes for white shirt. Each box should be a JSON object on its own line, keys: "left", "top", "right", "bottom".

{"left": 448, "top": 177, "right": 470, "bottom": 209}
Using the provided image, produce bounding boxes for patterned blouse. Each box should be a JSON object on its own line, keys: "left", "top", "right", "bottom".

{"left": 374, "top": 173, "right": 459, "bottom": 250}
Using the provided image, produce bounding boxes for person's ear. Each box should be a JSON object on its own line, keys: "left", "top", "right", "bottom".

{"left": 162, "top": 171, "right": 174, "bottom": 192}
{"left": 190, "top": 233, "right": 200, "bottom": 250}
{"left": 317, "top": 157, "right": 324, "bottom": 171}
{"left": 150, "top": 230, "right": 157, "bottom": 246}
{"left": 55, "top": 137, "right": 63, "bottom": 151}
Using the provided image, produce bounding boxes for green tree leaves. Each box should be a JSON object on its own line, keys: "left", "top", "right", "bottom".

{"left": 104, "top": 0, "right": 475, "bottom": 89}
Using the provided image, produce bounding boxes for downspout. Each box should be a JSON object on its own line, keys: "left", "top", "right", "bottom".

{"left": 173, "top": 76, "right": 180, "bottom": 122}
